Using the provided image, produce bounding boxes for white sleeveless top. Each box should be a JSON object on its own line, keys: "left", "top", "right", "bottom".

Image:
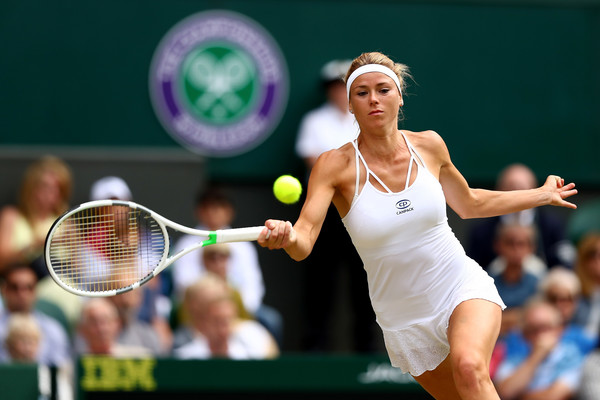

{"left": 342, "top": 133, "right": 499, "bottom": 331}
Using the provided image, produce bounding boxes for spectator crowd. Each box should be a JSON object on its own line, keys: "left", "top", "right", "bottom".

{"left": 1, "top": 95, "right": 599, "bottom": 400}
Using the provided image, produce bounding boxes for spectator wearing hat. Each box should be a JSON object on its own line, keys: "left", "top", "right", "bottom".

{"left": 293, "top": 60, "right": 377, "bottom": 353}
{"left": 35, "top": 176, "right": 134, "bottom": 330}
{"left": 89, "top": 176, "right": 133, "bottom": 201}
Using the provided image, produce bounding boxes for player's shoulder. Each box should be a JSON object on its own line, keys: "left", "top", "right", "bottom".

{"left": 311, "top": 142, "right": 355, "bottom": 183}
{"left": 316, "top": 142, "right": 354, "bottom": 167}
{"left": 403, "top": 129, "right": 448, "bottom": 155}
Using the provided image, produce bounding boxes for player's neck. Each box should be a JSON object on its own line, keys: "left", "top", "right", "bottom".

{"left": 358, "top": 129, "right": 404, "bottom": 159}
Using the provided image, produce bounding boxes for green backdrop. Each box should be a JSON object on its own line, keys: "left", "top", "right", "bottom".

{"left": 1, "top": 0, "right": 598, "bottom": 185}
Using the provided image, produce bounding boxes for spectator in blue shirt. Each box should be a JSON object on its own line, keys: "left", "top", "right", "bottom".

{"left": 494, "top": 299, "right": 584, "bottom": 400}
{"left": 490, "top": 223, "right": 545, "bottom": 336}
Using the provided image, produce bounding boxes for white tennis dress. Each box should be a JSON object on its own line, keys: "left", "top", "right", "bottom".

{"left": 342, "top": 132, "right": 505, "bottom": 376}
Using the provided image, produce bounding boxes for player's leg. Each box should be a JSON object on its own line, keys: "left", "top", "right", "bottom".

{"left": 447, "top": 299, "right": 502, "bottom": 400}
{"left": 411, "top": 356, "right": 462, "bottom": 400}
{"left": 412, "top": 299, "right": 502, "bottom": 400}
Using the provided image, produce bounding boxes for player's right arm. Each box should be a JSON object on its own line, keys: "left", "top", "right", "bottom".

{"left": 258, "top": 150, "right": 339, "bottom": 261}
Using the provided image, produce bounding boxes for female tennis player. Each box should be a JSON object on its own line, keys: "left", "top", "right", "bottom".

{"left": 257, "top": 51, "right": 578, "bottom": 400}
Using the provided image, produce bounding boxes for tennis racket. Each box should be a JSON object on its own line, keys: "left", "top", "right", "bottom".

{"left": 44, "top": 200, "right": 265, "bottom": 297}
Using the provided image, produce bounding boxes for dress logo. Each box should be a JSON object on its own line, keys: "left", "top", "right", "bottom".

{"left": 395, "top": 199, "right": 414, "bottom": 215}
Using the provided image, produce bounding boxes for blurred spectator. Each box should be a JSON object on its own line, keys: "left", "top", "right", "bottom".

{"left": 294, "top": 59, "right": 376, "bottom": 352}
{"left": 202, "top": 244, "right": 253, "bottom": 321}
{"left": 109, "top": 289, "right": 166, "bottom": 355}
{"left": 295, "top": 58, "right": 357, "bottom": 169}
{"left": 76, "top": 298, "right": 149, "bottom": 357}
{"left": 0, "top": 262, "right": 70, "bottom": 366}
{"left": 36, "top": 176, "right": 136, "bottom": 332}
{"left": 494, "top": 299, "right": 584, "bottom": 400}
{"left": 5, "top": 312, "right": 74, "bottom": 399}
{"left": 573, "top": 233, "right": 600, "bottom": 340}
{"left": 490, "top": 223, "right": 544, "bottom": 336}
{"left": 87, "top": 176, "right": 173, "bottom": 350}
{"left": 540, "top": 267, "right": 597, "bottom": 355}
{"left": 173, "top": 274, "right": 278, "bottom": 359}
{"left": 467, "top": 163, "right": 574, "bottom": 270}
{"left": 0, "top": 156, "right": 72, "bottom": 277}
{"left": 4, "top": 312, "right": 41, "bottom": 363}
{"left": 171, "top": 185, "right": 282, "bottom": 343}
{"left": 89, "top": 175, "right": 132, "bottom": 202}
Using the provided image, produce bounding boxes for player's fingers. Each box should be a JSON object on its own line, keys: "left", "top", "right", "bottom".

{"left": 281, "top": 221, "right": 294, "bottom": 248}
{"left": 267, "top": 220, "right": 290, "bottom": 249}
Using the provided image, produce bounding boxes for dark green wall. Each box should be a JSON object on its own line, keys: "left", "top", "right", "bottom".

{"left": 1, "top": 0, "right": 599, "bottom": 185}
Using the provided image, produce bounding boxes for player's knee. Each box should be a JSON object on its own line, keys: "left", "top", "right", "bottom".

{"left": 451, "top": 351, "right": 489, "bottom": 392}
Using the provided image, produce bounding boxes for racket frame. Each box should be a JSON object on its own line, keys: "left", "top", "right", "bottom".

{"left": 44, "top": 200, "right": 264, "bottom": 297}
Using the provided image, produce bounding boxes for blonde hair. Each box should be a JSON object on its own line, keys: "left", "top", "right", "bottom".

{"left": 575, "top": 233, "right": 600, "bottom": 298}
{"left": 345, "top": 52, "right": 411, "bottom": 97}
{"left": 538, "top": 266, "right": 581, "bottom": 296}
{"left": 18, "top": 156, "right": 72, "bottom": 221}
{"left": 184, "top": 273, "right": 232, "bottom": 314}
{"left": 5, "top": 313, "right": 41, "bottom": 345}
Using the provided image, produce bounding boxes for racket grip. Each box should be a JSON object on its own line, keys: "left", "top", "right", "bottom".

{"left": 216, "top": 226, "right": 265, "bottom": 243}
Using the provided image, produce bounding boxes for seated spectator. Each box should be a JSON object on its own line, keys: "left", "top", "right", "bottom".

{"left": 202, "top": 244, "right": 253, "bottom": 320}
{"left": 467, "top": 163, "right": 574, "bottom": 270}
{"left": 573, "top": 233, "right": 600, "bottom": 340}
{"left": 173, "top": 274, "right": 278, "bottom": 360}
{"left": 76, "top": 298, "right": 150, "bottom": 357}
{"left": 171, "top": 185, "right": 282, "bottom": 343}
{"left": 108, "top": 289, "right": 168, "bottom": 355}
{"left": 494, "top": 299, "right": 584, "bottom": 400}
{"left": 5, "top": 312, "right": 74, "bottom": 399}
{"left": 539, "top": 267, "right": 597, "bottom": 355}
{"left": 0, "top": 263, "right": 70, "bottom": 367}
{"left": 490, "top": 223, "right": 544, "bottom": 336}
{"left": 4, "top": 313, "right": 41, "bottom": 363}
{"left": 0, "top": 156, "right": 72, "bottom": 276}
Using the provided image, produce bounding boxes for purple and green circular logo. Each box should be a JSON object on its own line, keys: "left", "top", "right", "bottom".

{"left": 149, "top": 10, "right": 289, "bottom": 157}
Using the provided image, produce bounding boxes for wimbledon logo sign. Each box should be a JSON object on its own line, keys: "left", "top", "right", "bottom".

{"left": 149, "top": 10, "right": 289, "bottom": 156}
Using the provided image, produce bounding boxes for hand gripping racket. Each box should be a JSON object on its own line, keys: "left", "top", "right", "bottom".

{"left": 44, "top": 200, "right": 264, "bottom": 297}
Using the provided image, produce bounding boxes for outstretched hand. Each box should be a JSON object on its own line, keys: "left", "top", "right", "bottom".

{"left": 258, "top": 219, "right": 296, "bottom": 250}
{"left": 543, "top": 175, "right": 577, "bottom": 209}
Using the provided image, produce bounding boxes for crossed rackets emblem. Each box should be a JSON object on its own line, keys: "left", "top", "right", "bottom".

{"left": 185, "top": 51, "right": 254, "bottom": 120}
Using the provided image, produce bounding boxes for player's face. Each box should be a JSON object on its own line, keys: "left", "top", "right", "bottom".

{"left": 348, "top": 72, "right": 402, "bottom": 129}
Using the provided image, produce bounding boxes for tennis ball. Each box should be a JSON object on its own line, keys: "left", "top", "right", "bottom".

{"left": 273, "top": 175, "right": 302, "bottom": 204}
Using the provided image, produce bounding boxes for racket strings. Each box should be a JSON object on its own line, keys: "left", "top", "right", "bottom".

{"left": 48, "top": 206, "right": 166, "bottom": 293}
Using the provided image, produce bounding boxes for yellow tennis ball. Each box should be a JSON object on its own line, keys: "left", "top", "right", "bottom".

{"left": 273, "top": 175, "right": 302, "bottom": 204}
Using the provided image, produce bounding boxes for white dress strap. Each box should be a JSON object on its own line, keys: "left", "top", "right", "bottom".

{"left": 400, "top": 131, "right": 427, "bottom": 170}
{"left": 351, "top": 140, "right": 393, "bottom": 196}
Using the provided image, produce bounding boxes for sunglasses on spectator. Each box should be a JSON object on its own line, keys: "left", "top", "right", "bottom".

{"left": 546, "top": 293, "right": 575, "bottom": 304}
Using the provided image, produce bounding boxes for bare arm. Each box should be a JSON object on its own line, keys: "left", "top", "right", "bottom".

{"left": 520, "top": 381, "right": 574, "bottom": 400}
{"left": 0, "top": 206, "right": 22, "bottom": 270}
{"left": 257, "top": 150, "right": 340, "bottom": 261}
{"left": 430, "top": 133, "right": 577, "bottom": 219}
{"left": 495, "top": 331, "right": 559, "bottom": 400}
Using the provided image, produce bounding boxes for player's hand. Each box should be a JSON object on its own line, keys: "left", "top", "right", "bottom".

{"left": 543, "top": 175, "right": 577, "bottom": 209}
{"left": 258, "top": 219, "right": 295, "bottom": 250}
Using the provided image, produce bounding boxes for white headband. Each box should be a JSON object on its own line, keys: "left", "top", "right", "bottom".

{"left": 346, "top": 64, "right": 402, "bottom": 99}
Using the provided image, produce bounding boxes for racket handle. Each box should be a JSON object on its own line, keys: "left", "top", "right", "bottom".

{"left": 216, "top": 226, "right": 265, "bottom": 243}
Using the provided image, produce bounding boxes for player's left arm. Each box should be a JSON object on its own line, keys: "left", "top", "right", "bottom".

{"left": 427, "top": 132, "right": 577, "bottom": 219}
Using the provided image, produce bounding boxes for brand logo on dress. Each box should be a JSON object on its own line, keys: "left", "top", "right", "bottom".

{"left": 149, "top": 10, "right": 289, "bottom": 156}
{"left": 395, "top": 199, "right": 414, "bottom": 215}
{"left": 357, "top": 362, "right": 416, "bottom": 384}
